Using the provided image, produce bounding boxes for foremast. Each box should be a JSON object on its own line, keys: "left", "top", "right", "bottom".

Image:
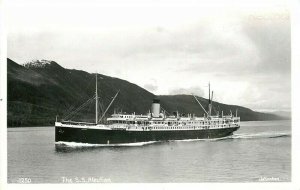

{"left": 95, "top": 73, "right": 120, "bottom": 124}
{"left": 95, "top": 73, "right": 98, "bottom": 124}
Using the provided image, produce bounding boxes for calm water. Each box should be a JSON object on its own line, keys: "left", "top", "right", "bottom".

{"left": 8, "top": 120, "right": 291, "bottom": 183}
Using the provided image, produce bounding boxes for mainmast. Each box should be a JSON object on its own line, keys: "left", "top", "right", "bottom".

{"left": 208, "top": 82, "right": 212, "bottom": 117}
{"left": 209, "top": 82, "right": 210, "bottom": 104}
{"left": 193, "top": 94, "right": 208, "bottom": 115}
{"left": 95, "top": 73, "right": 98, "bottom": 124}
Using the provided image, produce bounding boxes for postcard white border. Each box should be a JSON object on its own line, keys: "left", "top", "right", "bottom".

{"left": 1, "top": 0, "right": 300, "bottom": 190}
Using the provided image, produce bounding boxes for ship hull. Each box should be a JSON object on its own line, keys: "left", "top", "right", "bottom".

{"left": 55, "top": 126, "right": 240, "bottom": 145}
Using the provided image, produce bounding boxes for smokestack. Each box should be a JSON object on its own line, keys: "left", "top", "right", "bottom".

{"left": 151, "top": 99, "right": 160, "bottom": 117}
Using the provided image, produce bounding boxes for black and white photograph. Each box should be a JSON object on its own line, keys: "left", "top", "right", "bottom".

{"left": 0, "top": 0, "right": 300, "bottom": 189}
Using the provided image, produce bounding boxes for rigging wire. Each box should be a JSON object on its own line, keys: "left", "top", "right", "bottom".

{"left": 61, "top": 74, "right": 121, "bottom": 122}
{"left": 192, "top": 94, "right": 209, "bottom": 115}
{"left": 63, "top": 95, "right": 96, "bottom": 120}
{"left": 63, "top": 95, "right": 95, "bottom": 118}
{"left": 61, "top": 73, "right": 98, "bottom": 118}
{"left": 160, "top": 106, "right": 171, "bottom": 116}
{"left": 98, "top": 90, "right": 120, "bottom": 122}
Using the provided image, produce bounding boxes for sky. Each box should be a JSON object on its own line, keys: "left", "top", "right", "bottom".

{"left": 6, "top": 0, "right": 291, "bottom": 112}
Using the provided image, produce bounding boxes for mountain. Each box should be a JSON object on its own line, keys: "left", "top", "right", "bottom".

{"left": 158, "top": 95, "right": 284, "bottom": 121}
{"left": 268, "top": 111, "right": 291, "bottom": 119}
{"left": 7, "top": 58, "right": 286, "bottom": 127}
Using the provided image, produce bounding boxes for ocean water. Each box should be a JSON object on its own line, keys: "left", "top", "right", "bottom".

{"left": 7, "top": 120, "right": 291, "bottom": 183}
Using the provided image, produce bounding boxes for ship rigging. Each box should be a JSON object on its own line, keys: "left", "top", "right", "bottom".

{"left": 55, "top": 74, "right": 240, "bottom": 145}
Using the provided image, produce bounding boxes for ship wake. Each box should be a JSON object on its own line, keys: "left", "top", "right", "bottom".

{"left": 231, "top": 131, "right": 291, "bottom": 139}
{"left": 55, "top": 141, "right": 158, "bottom": 147}
{"left": 172, "top": 131, "right": 291, "bottom": 142}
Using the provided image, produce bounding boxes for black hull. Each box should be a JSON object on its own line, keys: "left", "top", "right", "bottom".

{"left": 55, "top": 126, "right": 240, "bottom": 145}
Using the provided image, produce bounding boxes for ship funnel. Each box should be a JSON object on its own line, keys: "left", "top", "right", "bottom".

{"left": 151, "top": 99, "right": 160, "bottom": 117}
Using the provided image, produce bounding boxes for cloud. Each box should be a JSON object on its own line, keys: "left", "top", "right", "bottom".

{"left": 242, "top": 15, "right": 291, "bottom": 75}
{"left": 143, "top": 83, "right": 158, "bottom": 92}
{"left": 7, "top": 1, "right": 291, "bottom": 111}
{"left": 169, "top": 86, "right": 205, "bottom": 97}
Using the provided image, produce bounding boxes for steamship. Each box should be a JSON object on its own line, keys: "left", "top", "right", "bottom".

{"left": 55, "top": 75, "right": 240, "bottom": 145}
